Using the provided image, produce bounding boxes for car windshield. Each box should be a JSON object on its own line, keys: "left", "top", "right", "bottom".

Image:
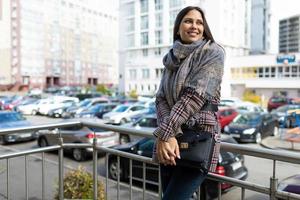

{"left": 0, "top": 113, "right": 25, "bottom": 122}
{"left": 79, "top": 99, "right": 91, "bottom": 107}
{"left": 271, "top": 97, "right": 286, "bottom": 103}
{"left": 112, "top": 105, "right": 129, "bottom": 112}
{"left": 90, "top": 127, "right": 106, "bottom": 132}
{"left": 232, "top": 113, "right": 261, "bottom": 125}
{"left": 87, "top": 104, "right": 103, "bottom": 112}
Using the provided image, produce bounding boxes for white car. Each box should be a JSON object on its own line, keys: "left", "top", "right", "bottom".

{"left": 102, "top": 104, "right": 148, "bottom": 125}
{"left": 235, "top": 101, "right": 265, "bottom": 114}
{"left": 38, "top": 97, "right": 79, "bottom": 116}
{"left": 17, "top": 99, "right": 52, "bottom": 115}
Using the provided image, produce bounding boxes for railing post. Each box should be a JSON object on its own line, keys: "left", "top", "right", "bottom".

{"left": 58, "top": 129, "right": 64, "bottom": 200}
{"left": 270, "top": 160, "right": 278, "bottom": 200}
{"left": 93, "top": 132, "right": 98, "bottom": 200}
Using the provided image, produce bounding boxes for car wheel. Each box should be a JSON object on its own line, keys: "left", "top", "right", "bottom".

{"left": 120, "top": 118, "right": 127, "bottom": 125}
{"left": 109, "top": 159, "right": 125, "bottom": 181}
{"left": 38, "top": 137, "right": 48, "bottom": 147}
{"left": 119, "top": 134, "right": 130, "bottom": 144}
{"left": 255, "top": 133, "right": 262, "bottom": 144}
{"left": 273, "top": 126, "right": 279, "bottom": 136}
{"left": 72, "top": 148, "right": 86, "bottom": 161}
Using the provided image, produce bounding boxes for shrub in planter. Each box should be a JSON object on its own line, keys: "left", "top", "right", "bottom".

{"left": 55, "top": 166, "right": 105, "bottom": 200}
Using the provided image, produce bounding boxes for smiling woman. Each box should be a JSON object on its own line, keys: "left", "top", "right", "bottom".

{"left": 152, "top": 6, "right": 225, "bottom": 200}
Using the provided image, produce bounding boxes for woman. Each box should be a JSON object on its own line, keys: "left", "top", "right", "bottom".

{"left": 153, "top": 6, "right": 225, "bottom": 200}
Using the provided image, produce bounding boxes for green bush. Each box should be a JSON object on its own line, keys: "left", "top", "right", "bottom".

{"left": 55, "top": 166, "right": 105, "bottom": 200}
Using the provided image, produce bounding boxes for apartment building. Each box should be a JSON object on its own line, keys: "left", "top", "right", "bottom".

{"left": 0, "top": 0, "right": 118, "bottom": 90}
{"left": 119, "top": 0, "right": 251, "bottom": 97}
{"left": 279, "top": 15, "right": 300, "bottom": 53}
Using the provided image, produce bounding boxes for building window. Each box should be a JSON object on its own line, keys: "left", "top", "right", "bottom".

{"left": 140, "top": 0, "right": 148, "bottom": 13}
{"left": 278, "top": 67, "right": 283, "bottom": 77}
{"left": 142, "top": 69, "right": 150, "bottom": 79}
{"left": 141, "top": 15, "right": 149, "bottom": 30}
{"left": 169, "top": 10, "right": 179, "bottom": 26}
{"left": 148, "top": 84, "right": 151, "bottom": 91}
{"left": 155, "top": 68, "right": 163, "bottom": 78}
{"left": 155, "top": 0, "right": 163, "bottom": 10}
{"left": 126, "top": 18, "right": 135, "bottom": 32}
{"left": 142, "top": 49, "right": 148, "bottom": 57}
{"left": 155, "top": 30, "right": 162, "bottom": 44}
{"left": 22, "top": 76, "right": 30, "bottom": 85}
{"left": 284, "top": 66, "right": 290, "bottom": 77}
{"left": 125, "top": 2, "right": 134, "bottom": 16}
{"left": 271, "top": 67, "right": 276, "bottom": 77}
{"left": 154, "top": 48, "right": 161, "bottom": 55}
{"left": 264, "top": 67, "right": 270, "bottom": 78}
{"left": 155, "top": 13, "right": 162, "bottom": 28}
{"left": 292, "top": 66, "right": 298, "bottom": 77}
{"left": 129, "top": 69, "right": 137, "bottom": 79}
{"left": 141, "top": 84, "right": 144, "bottom": 91}
{"left": 141, "top": 32, "right": 149, "bottom": 45}
{"left": 127, "top": 34, "right": 134, "bottom": 47}
{"left": 169, "top": 0, "right": 183, "bottom": 8}
{"left": 258, "top": 68, "right": 263, "bottom": 78}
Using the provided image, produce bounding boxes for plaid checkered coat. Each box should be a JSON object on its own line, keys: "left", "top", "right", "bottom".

{"left": 153, "top": 39, "right": 224, "bottom": 172}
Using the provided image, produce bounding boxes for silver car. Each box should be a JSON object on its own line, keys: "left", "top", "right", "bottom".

{"left": 37, "top": 124, "right": 119, "bottom": 161}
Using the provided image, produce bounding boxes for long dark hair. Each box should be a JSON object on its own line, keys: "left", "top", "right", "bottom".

{"left": 173, "top": 6, "right": 215, "bottom": 42}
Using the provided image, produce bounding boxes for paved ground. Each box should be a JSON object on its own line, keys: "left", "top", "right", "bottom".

{"left": 261, "top": 128, "right": 300, "bottom": 151}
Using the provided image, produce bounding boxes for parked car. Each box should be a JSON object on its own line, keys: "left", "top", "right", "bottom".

{"left": 278, "top": 174, "right": 300, "bottom": 197}
{"left": 62, "top": 97, "right": 110, "bottom": 118}
{"left": 103, "top": 104, "right": 148, "bottom": 125}
{"left": 0, "top": 111, "right": 38, "bottom": 144}
{"left": 75, "top": 103, "right": 118, "bottom": 119}
{"left": 37, "top": 123, "right": 119, "bottom": 161}
{"left": 47, "top": 102, "right": 77, "bottom": 118}
{"left": 118, "top": 114, "right": 157, "bottom": 144}
{"left": 271, "top": 104, "right": 300, "bottom": 127}
{"left": 108, "top": 135, "right": 248, "bottom": 199}
{"left": 224, "top": 112, "right": 279, "bottom": 143}
{"left": 16, "top": 99, "right": 51, "bottom": 115}
{"left": 38, "top": 96, "right": 79, "bottom": 116}
{"left": 267, "top": 96, "right": 289, "bottom": 112}
{"left": 217, "top": 107, "right": 239, "bottom": 131}
{"left": 219, "top": 97, "right": 243, "bottom": 107}
{"left": 235, "top": 101, "right": 265, "bottom": 114}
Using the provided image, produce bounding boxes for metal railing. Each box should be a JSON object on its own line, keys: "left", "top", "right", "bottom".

{"left": 1, "top": 120, "right": 300, "bottom": 200}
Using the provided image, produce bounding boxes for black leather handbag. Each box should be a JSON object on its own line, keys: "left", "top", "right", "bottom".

{"left": 176, "top": 128, "right": 215, "bottom": 173}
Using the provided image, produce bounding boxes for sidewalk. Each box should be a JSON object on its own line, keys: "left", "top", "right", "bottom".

{"left": 261, "top": 135, "right": 300, "bottom": 151}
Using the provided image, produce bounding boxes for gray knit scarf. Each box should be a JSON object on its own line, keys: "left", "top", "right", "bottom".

{"left": 158, "top": 39, "right": 224, "bottom": 107}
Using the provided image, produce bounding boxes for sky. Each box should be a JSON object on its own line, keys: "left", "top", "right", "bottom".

{"left": 271, "top": 0, "right": 300, "bottom": 19}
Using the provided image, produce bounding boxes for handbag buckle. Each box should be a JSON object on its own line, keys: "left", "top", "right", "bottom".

{"left": 180, "top": 142, "right": 189, "bottom": 149}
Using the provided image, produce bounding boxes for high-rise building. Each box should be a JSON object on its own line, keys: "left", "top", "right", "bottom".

{"left": 118, "top": 0, "right": 251, "bottom": 97}
{"left": 279, "top": 15, "right": 300, "bottom": 53}
{"left": 0, "top": 0, "right": 118, "bottom": 90}
{"left": 250, "top": 0, "right": 271, "bottom": 54}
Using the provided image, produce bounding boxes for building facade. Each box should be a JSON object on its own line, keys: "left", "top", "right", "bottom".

{"left": 0, "top": 0, "right": 118, "bottom": 90}
{"left": 279, "top": 15, "right": 300, "bottom": 53}
{"left": 229, "top": 53, "right": 300, "bottom": 100}
{"left": 250, "top": 0, "right": 271, "bottom": 54}
{"left": 119, "top": 0, "right": 251, "bottom": 97}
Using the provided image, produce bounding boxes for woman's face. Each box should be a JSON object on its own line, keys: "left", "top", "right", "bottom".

{"left": 178, "top": 9, "right": 204, "bottom": 44}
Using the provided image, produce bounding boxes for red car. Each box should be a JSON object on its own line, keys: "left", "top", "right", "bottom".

{"left": 267, "top": 96, "right": 289, "bottom": 112}
{"left": 217, "top": 107, "right": 239, "bottom": 131}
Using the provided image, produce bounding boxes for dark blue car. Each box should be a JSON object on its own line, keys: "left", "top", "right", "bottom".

{"left": 224, "top": 112, "right": 279, "bottom": 143}
{"left": 0, "top": 111, "right": 37, "bottom": 144}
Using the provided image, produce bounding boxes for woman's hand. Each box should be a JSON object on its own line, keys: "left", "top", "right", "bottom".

{"left": 156, "top": 137, "right": 180, "bottom": 166}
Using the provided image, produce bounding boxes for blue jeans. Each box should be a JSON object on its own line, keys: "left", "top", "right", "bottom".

{"left": 160, "top": 164, "right": 207, "bottom": 200}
